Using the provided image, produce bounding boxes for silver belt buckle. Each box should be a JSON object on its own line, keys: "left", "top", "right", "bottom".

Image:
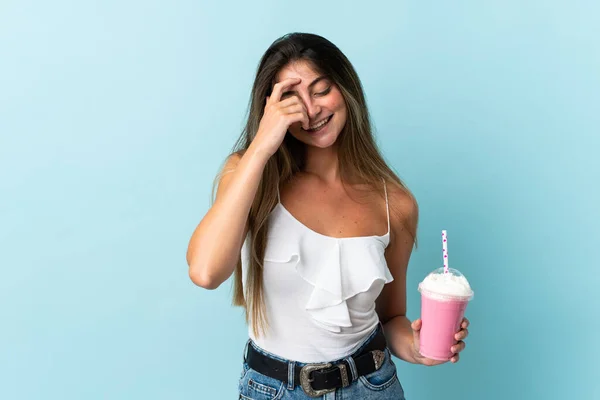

{"left": 299, "top": 363, "right": 335, "bottom": 398}
{"left": 298, "top": 350, "right": 385, "bottom": 397}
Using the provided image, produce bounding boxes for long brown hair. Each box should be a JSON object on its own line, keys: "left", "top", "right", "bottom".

{"left": 217, "top": 33, "right": 417, "bottom": 337}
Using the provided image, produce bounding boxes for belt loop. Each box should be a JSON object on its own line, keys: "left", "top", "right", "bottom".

{"left": 243, "top": 339, "right": 250, "bottom": 363}
{"left": 345, "top": 356, "right": 358, "bottom": 382}
{"left": 287, "top": 361, "right": 295, "bottom": 390}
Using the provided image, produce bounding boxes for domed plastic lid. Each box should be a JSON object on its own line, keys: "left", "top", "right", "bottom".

{"left": 418, "top": 267, "right": 474, "bottom": 301}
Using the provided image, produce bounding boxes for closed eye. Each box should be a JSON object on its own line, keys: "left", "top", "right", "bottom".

{"left": 315, "top": 87, "right": 331, "bottom": 96}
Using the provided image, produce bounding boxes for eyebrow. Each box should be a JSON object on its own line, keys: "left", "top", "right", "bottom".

{"left": 306, "top": 76, "right": 328, "bottom": 89}
{"left": 277, "top": 75, "right": 329, "bottom": 95}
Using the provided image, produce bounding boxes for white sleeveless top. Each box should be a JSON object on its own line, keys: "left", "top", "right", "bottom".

{"left": 241, "top": 181, "right": 393, "bottom": 363}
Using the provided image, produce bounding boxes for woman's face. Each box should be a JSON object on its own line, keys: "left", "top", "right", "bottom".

{"left": 274, "top": 61, "right": 347, "bottom": 149}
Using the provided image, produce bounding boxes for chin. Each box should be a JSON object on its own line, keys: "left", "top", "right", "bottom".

{"left": 309, "top": 133, "right": 340, "bottom": 149}
{"left": 292, "top": 129, "right": 339, "bottom": 149}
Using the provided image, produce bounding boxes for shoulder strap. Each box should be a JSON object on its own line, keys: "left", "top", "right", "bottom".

{"left": 276, "top": 182, "right": 281, "bottom": 204}
{"left": 383, "top": 179, "right": 390, "bottom": 235}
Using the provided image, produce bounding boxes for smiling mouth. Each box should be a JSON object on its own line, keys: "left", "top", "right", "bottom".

{"left": 303, "top": 115, "right": 333, "bottom": 132}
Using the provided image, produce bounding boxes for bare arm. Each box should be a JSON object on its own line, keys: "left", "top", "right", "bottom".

{"left": 186, "top": 147, "right": 270, "bottom": 289}
{"left": 376, "top": 186, "right": 421, "bottom": 363}
{"left": 377, "top": 189, "right": 470, "bottom": 366}
{"left": 186, "top": 77, "right": 309, "bottom": 289}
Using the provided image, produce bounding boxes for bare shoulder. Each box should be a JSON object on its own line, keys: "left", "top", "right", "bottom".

{"left": 376, "top": 181, "right": 418, "bottom": 321}
{"left": 385, "top": 181, "right": 419, "bottom": 243}
{"left": 215, "top": 152, "right": 244, "bottom": 198}
{"left": 221, "top": 152, "right": 243, "bottom": 174}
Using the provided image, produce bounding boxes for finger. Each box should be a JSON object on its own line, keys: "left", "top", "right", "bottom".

{"left": 411, "top": 319, "right": 422, "bottom": 331}
{"left": 281, "top": 103, "right": 306, "bottom": 115}
{"left": 278, "top": 98, "right": 309, "bottom": 129}
{"left": 278, "top": 96, "right": 305, "bottom": 108}
{"left": 282, "top": 104, "right": 310, "bottom": 130}
{"left": 451, "top": 341, "right": 466, "bottom": 354}
{"left": 270, "top": 78, "right": 302, "bottom": 103}
{"left": 462, "top": 318, "right": 470, "bottom": 329}
{"left": 301, "top": 110, "right": 309, "bottom": 131}
{"left": 287, "top": 112, "right": 310, "bottom": 128}
{"left": 450, "top": 353, "right": 460, "bottom": 363}
{"left": 411, "top": 319, "right": 422, "bottom": 353}
{"left": 455, "top": 328, "right": 469, "bottom": 341}
{"left": 281, "top": 101, "right": 308, "bottom": 117}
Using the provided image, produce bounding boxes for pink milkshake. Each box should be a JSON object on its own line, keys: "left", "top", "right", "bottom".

{"left": 418, "top": 231, "right": 474, "bottom": 360}
{"left": 418, "top": 267, "right": 473, "bottom": 360}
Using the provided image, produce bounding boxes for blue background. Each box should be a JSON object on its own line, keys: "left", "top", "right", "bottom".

{"left": 1, "top": 1, "right": 598, "bottom": 399}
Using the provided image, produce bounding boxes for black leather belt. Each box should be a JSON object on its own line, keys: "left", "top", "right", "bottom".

{"left": 245, "top": 326, "right": 388, "bottom": 398}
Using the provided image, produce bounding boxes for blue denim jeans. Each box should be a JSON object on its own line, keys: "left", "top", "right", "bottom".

{"left": 238, "top": 326, "right": 406, "bottom": 400}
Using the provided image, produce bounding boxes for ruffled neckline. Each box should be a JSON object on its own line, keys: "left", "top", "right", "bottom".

{"left": 262, "top": 204, "right": 394, "bottom": 333}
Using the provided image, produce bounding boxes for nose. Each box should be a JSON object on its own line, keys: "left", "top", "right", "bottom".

{"left": 304, "top": 99, "right": 321, "bottom": 121}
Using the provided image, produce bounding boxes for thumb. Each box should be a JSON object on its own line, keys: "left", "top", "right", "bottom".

{"left": 411, "top": 318, "right": 422, "bottom": 332}
{"left": 411, "top": 319, "right": 422, "bottom": 350}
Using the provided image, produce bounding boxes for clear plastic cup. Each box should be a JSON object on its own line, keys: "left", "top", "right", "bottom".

{"left": 418, "top": 268, "right": 474, "bottom": 361}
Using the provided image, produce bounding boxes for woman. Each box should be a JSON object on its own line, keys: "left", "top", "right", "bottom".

{"left": 187, "top": 33, "right": 470, "bottom": 399}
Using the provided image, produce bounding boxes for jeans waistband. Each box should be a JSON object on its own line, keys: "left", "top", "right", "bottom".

{"left": 243, "top": 321, "right": 385, "bottom": 366}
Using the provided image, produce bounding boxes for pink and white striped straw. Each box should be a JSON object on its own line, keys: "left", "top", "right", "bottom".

{"left": 442, "top": 230, "right": 449, "bottom": 274}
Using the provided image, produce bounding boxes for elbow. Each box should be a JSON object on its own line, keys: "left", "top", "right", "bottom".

{"left": 186, "top": 249, "right": 219, "bottom": 289}
{"left": 188, "top": 266, "right": 221, "bottom": 290}
{"left": 186, "top": 246, "right": 232, "bottom": 290}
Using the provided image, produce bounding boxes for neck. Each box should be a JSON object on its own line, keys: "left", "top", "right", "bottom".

{"left": 302, "top": 144, "right": 341, "bottom": 184}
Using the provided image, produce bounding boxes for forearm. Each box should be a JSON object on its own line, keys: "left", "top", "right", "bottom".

{"left": 381, "top": 315, "right": 420, "bottom": 364}
{"left": 187, "top": 144, "right": 270, "bottom": 288}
